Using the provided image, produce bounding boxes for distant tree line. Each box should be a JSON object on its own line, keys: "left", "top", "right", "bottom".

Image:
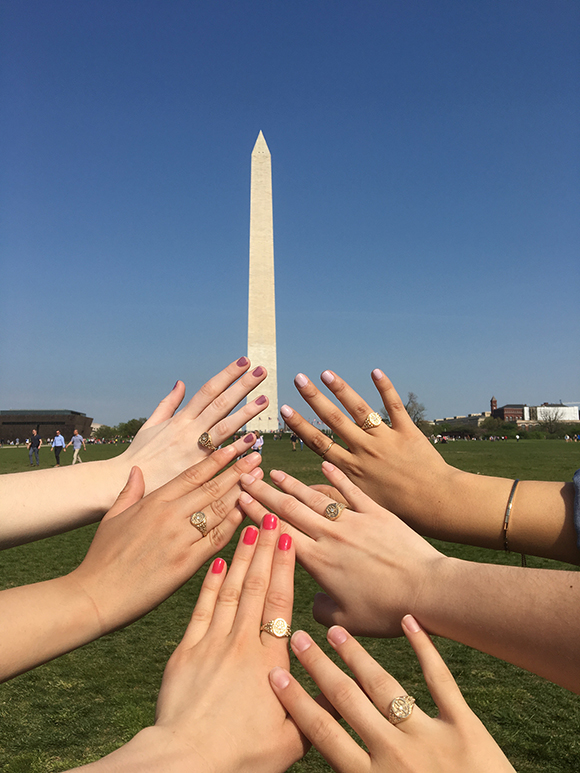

{"left": 94, "top": 418, "right": 147, "bottom": 441}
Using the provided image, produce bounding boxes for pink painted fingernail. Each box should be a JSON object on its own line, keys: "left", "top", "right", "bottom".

{"left": 280, "top": 405, "right": 293, "bottom": 419}
{"left": 237, "top": 356, "right": 249, "bottom": 367}
{"left": 212, "top": 558, "right": 225, "bottom": 574}
{"left": 321, "top": 370, "right": 334, "bottom": 385}
{"left": 252, "top": 366, "right": 264, "bottom": 377}
{"left": 243, "top": 527, "right": 258, "bottom": 545}
{"left": 402, "top": 614, "right": 422, "bottom": 633}
{"left": 278, "top": 533, "right": 292, "bottom": 551}
{"left": 270, "top": 667, "right": 291, "bottom": 689}
{"left": 263, "top": 513, "right": 277, "bottom": 530}
{"left": 256, "top": 395, "right": 267, "bottom": 405}
{"left": 327, "top": 626, "right": 348, "bottom": 646}
{"left": 372, "top": 368, "right": 383, "bottom": 381}
{"left": 291, "top": 630, "right": 312, "bottom": 653}
{"left": 294, "top": 373, "right": 308, "bottom": 388}
{"left": 243, "top": 433, "right": 255, "bottom": 443}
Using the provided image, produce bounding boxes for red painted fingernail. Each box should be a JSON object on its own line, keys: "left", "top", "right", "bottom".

{"left": 256, "top": 394, "right": 267, "bottom": 405}
{"left": 243, "top": 527, "right": 258, "bottom": 545}
{"left": 252, "top": 366, "right": 264, "bottom": 377}
{"left": 212, "top": 558, "right": 225, "bottom": 574}
{"left": 243, "top": 433, "right": 255, "bottom": 443}
{"left": 263, "top": 513, "right": 277, "bottom": 530}
{"left": 237, "top": 356, "right": 249, "bottom": 367}
{"left": 278, "top": 533, "right": 292, "bottom": 550}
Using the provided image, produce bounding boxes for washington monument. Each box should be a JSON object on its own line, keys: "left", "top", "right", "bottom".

{"left": 246, "top": 131, "right": 279, "bottom": 432}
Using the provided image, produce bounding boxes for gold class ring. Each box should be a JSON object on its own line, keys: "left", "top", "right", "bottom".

{"left": 388, "top": 695, "right": 416, "bottom": 725}
{"left": 190, "top": 512, "right": 208, "bottom": 537}
{"left": 198, "top": 432, "right": 218, "bottom": 452}
{"left": 324, "top": 502, "right": 346, "bottom": 520}
{"left": 260, "top": 618, "right": 292, "bottom": 638}
{"left": 360, "top": 412, "right": 383, "bottom": 430}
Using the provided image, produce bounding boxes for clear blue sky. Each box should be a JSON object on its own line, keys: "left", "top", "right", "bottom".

{"left": 1, "top": 0, "right": 578, "bottom": 425}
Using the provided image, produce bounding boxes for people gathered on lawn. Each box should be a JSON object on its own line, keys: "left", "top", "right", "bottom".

{"left": 1, "top": 358, "right": 578, "bottom": 772}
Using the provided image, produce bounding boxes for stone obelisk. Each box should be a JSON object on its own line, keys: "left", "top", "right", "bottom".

{"left": 246, "top": 131, "right": 279, "bottom": 433}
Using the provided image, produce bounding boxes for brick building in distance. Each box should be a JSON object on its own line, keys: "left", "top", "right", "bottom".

{"left": 0, "top": 410, "right": 93, "bottom": 443}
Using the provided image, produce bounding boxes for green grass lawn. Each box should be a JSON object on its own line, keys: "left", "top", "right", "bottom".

{"left": 0, "top": 439, "right": 579, "bottom": 771}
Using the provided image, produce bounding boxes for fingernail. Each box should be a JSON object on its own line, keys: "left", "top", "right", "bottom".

{"left": 212, "top": 558, "right": 225, "bottom": 574}
{"left": 243, "top": 433, "right": 255, "bottom": 443}
{"left": 327, "top": 626, "right": 348, "bottom": 646}
{"left": 321, "top": 370, "right": 334, "bottom": 385}
{"left": 128, "top": 466, "right": 138, "bottom": 481}
{"left": 402, "top": 614, "right": 422, "bottom": 633}
{"left": 172, "top": 381, "right": 180, "bottom": 390}
{"left": 252, "top": 366, "right": 264, "bottom": 377}
{"left": 278, "top": 533, "right": 292, "bottom": 550}
{"left": 270, "top": 469, "right": 285, "bottom": 483}
{"left": 321, "top": 461, "right": 335, "bottom": 472}
{"left": 294, "top": 373, "right": 308, "bottom": 388}
{"left": 280, "top": 405, "right": 293, "bottom": 419}
{"left": 263, "top": 513, "right": 277, "bottom": 530}
{"left": 372, "top": 368, "right": 384, "bottom": 381}
{"left": 249, "top": 467, "right": 262, "bottom": 479}
{"left": 243, "top": 527, "right": 258, "bottom": 545}
{"left": 239, "top": 491, "right": 254, "bottom": 504}
{"left": 237, "top": 356, "right": 249, "bottom": 367}
{"left": 256, "top": 395, "right": 267, "bottom": 405}
{"left": 269, "top": 667, "right": 291, "bottom": 689}
{"left": 291, "top": 630, "right": 312, "bottom": 653}
{"left": 240, "top": 473, "right": 256, "bottom": 485}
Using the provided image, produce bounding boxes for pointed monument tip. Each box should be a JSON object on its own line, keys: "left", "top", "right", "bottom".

{"left": 252, "top": 130, "right": 270, "bottom": 155}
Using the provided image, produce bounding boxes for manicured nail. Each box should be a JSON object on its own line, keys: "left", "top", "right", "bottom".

{"left": 269, "top": 469, "right": 285, "bottom": 484}
{"left": 243, "top": 527, "right": 258, "bottom": 545}
{"left": 237, "top": 356, "right": 249, "bottom": 367}
{"left": 372, "top": 368, "right": 384, "bottom": 381}
{"left": 321, "top": 370, "right": 334, "bottom": 385}
{"left": 402, "top": 614, "right": 422, "bottom": 633}
{"left": 263, "top": 513, "right": 277, "bottom": 530}
{"left": 212, "top": 557, "right": 225, "bottom": 574}
{"left": 243, "top": 433, "right": 255, "bottom": 443}
{"left": 240, "top": 473, "right": 256, "bottom": 485}
{"left": 280, "top": 405, "right": 293, "bottom": 419}
{"left": 278, "top": 533, "right": 292, "bottom": 550}
{"left": 256, "top": 395, "right": 267, "bottom": 405}
{"left": 294, "top": 373, "right": 308, "bottom": 388}
{"left": 291, "top": 630, "right": 312, "bottom": 653}
{"left": 321, "top": 461, "right": 335, "bottom": 473}
{"left": 269, "top": 667, "right": 291, "bottom": 689}
{"left": 172, "top": 381, "right": 180, "bottom": 390}
{"left": 252, "top": 366, "right": 264, "bottom": 377}
{"left": 239, "top": 491, "right": 254, "bottom": 504}
{"left": 327, "top": 626, "right": 348, "bottom": 646}
{"left": 128, "top": 466, "right": 139, "bottom": 481}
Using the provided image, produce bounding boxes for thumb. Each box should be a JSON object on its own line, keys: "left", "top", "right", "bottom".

{"left": 312, "top": 592, "right": 344, "bottom": 628}
{"left": 102, "top": 466, "right": 145, "bottom": 522}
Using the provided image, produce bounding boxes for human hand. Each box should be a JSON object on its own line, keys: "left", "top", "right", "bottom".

{"left": 76, "top": 517, "right": 307, "bottom": 771}
{"left": 116, "top": 357, "right": 270, "bottom": 495}
{"left": 269, "top": 616, "right": 515, "bottom": 773}
{"left": 68, "top": 433, "right": 263, "bottom": 636}
{"left": 239, "top": 461, "right": 445, "bottom": 637}
{"left": 280, "top": 370, "right": 457, "bottom": 537}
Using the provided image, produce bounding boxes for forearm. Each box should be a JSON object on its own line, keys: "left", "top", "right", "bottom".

{"left": 417, "top": 556, "right": 580, "bottom": 692}
{"left": 400, "top": 465, "right": 579, "bottom": 565}
{"left": 0, "top": 574, "right": 101, "bottom": 682}
{"left": 0, "top": 456, "right": 128, "bottom": 548}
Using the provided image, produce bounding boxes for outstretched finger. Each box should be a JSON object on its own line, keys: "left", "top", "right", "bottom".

{"left": 280, "top": 403, "right": 350, "bottom": 463}
{"left": 140, "top": 381, "right": 186, "bottom": 429}
{"left": 102, "top": 466, "right": 145, "bottom": 523}
{"left": 181, "top": 357, "right": 253, "bottom": 419}
{"left": 401, "top": 615, "right": 466, "bottom": 721}
{"left": 260, "top": 532, "right": 295, "bottom": 650}
{"left": 371, "top": 369, "right": 413, "bottom": 431}
{"left": 178, "top": 558, "right": 229, "bottom": 649}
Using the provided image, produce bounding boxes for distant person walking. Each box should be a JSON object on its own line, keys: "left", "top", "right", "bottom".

{"left": 290, "top": 432, "right": 298, "bottom": 451}
{"left": 26, "top": 430, "right": 42, "bottom": 467}
{"left": 66, "top": 429, "right": 86, "bottom": 464}
{"left": 251, "top": 431, "right": 264, "bottom": 455}
{"left": 51, "top": 430, "right": 66, "bottom": 467}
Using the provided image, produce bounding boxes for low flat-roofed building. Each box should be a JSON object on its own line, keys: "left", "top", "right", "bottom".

{"left": 0, "top": 410, "right": 93, "bottom": 443}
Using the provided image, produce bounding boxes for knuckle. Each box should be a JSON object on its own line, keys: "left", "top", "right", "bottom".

{"left": 310, "top": 433, "right": 331, "bottom": 453}
{"left": 198, "top": 381, "right": 215, "bottom": 401}
{"left": 210, "top": 392, "right": 230, "bottom": 414}
{"left": 217, "top": 585, "right": 241, "bottom": 607}
{"left": 200, "top": 477, "right": 221, "bottom": 500}
{"left": 324, "top": 407, "right": 347, "bottom": 428}
{"left": 242, "top": 573, "right": 269, "bottom": 597}
{"left": 265, "top": 589, "right": 290, "bottom": 613}
{"left": 308, "top": 714, "right": 336, "bottom": 747}
{"left": 212, "top": 417, "right": 230, "bottom": 438}
{"left": 330, "top": 679, "right": 359, "bottom": 711}
{"left": 209, "top": 497, "right": 229, "bottom": 520}
{"left": 189, "top": 605, "right": 212, "bottom": 627}
{"left": 180, "top": 464, "right": 206, "bottom": 488}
